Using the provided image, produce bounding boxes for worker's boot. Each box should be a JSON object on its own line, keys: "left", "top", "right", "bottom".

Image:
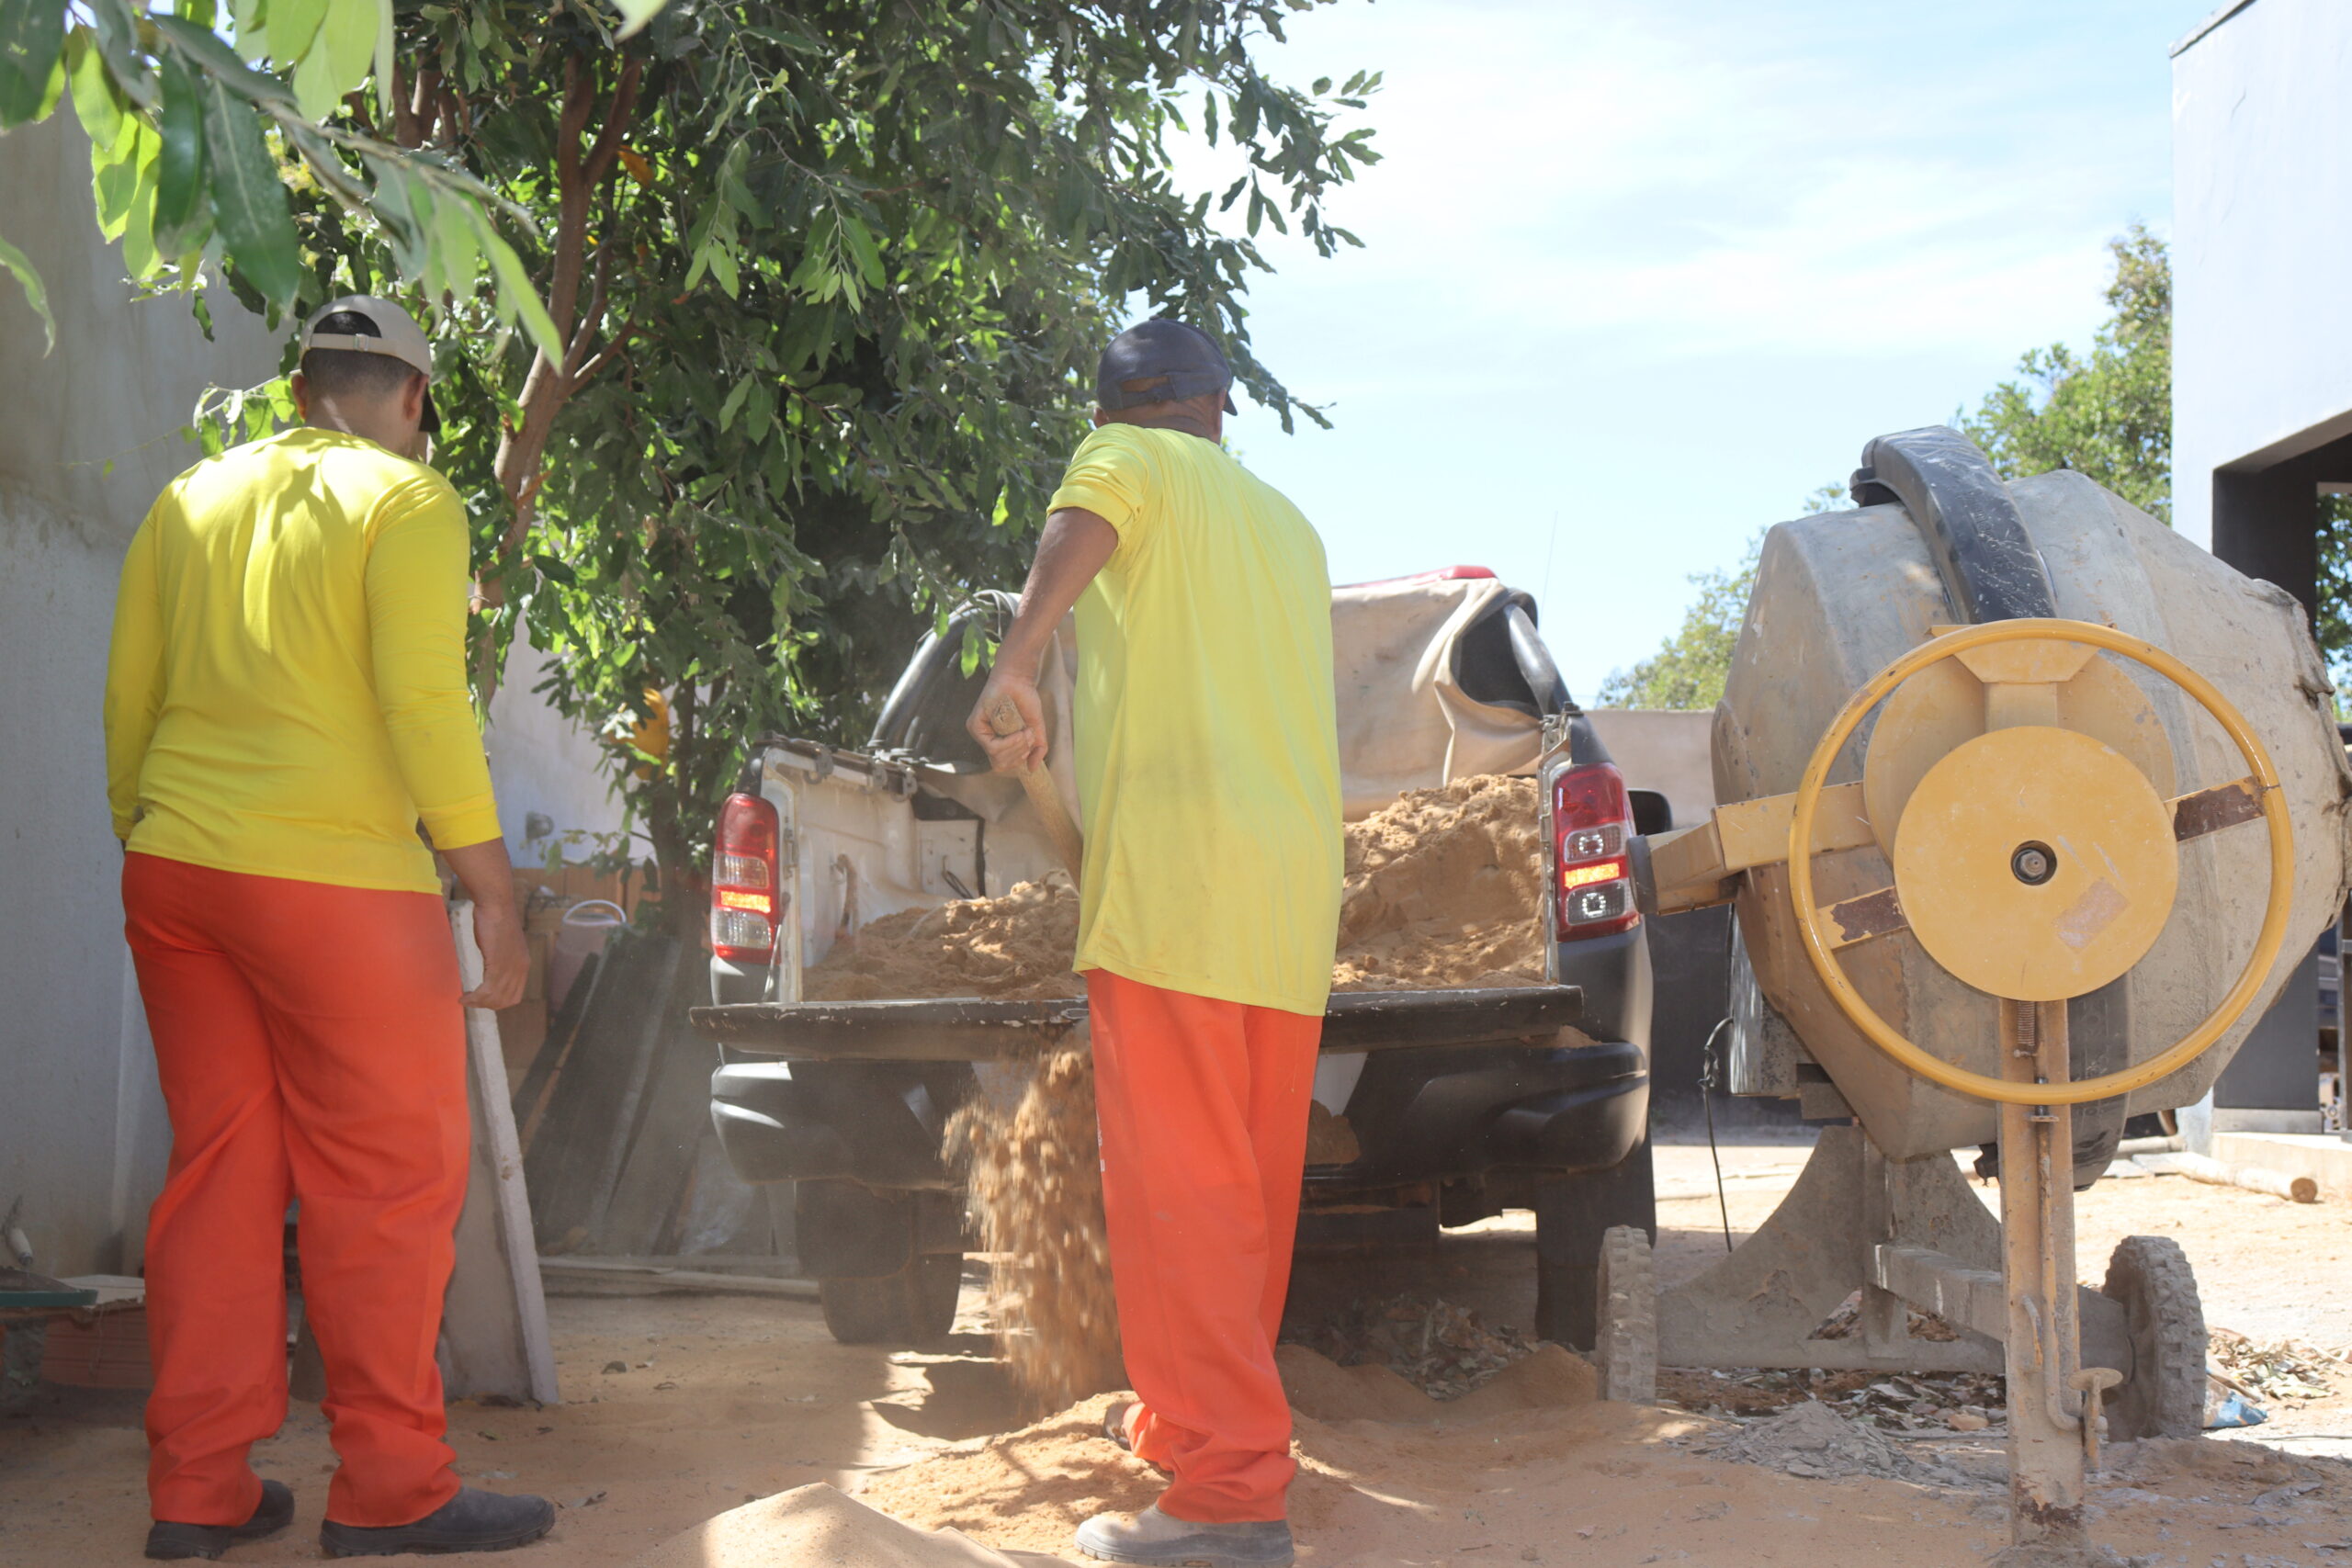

{"left": 144, "top": 1478, "right": 295, "bottom": 1560}
{"left": 1076, "top": 1506, "right": 1295, "bottom": 1567}
{"left": 319, "top": 1487, "right": 557, "bottom": 1558}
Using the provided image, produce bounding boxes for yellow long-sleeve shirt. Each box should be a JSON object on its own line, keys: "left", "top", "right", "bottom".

{"left": 104, "top": 427, "right": 502, "bottom": 894}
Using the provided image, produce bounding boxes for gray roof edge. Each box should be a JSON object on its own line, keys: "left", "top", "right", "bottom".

{"left": 2173, "top": 0, "right": 2259, "bottom": 58}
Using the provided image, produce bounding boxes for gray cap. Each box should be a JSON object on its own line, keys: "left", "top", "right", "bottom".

{"left": 300, "top": 295, "right": 440, "bottom": 434}
{"left": 1095, "top": 319, "right": 1238, "bottom": 414}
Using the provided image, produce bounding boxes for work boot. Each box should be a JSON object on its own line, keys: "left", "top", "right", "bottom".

{"left": 1075, "top": 1506, "right": 1295, "bottom": 1567}
{"left": 319, "top": 1487, "right": 557, "bottom": 1558}
{"left": 145, "top": 1478, "right": 295, "bottom": 1560}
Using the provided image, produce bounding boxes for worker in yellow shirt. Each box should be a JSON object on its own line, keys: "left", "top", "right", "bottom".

{"left": 104, "top": 298, "right": 556, "bottom": 1561}
{"left": 969, "top": 319, "right": 1343, "bottom": 1568}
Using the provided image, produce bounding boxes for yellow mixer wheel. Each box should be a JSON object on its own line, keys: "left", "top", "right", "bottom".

{"left": 1785, "top": 617, "right": 2295, "bottom": 1107}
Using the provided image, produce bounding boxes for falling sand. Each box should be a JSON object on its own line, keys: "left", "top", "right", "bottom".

{"left": 804, "top": 774, "right": 1553, "bottom": 1406}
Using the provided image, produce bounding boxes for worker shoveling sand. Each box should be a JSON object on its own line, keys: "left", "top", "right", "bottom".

{"left": 808, "top": 774, "right": 1550, "bottom": 1406}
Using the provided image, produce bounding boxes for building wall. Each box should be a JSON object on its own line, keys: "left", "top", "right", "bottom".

{"left": 0, "top": 115, "right": 278, "bottom": 1276}
{"left": 2173, "top": 0, "right": 2352, "bottom": 549}
{"left": 485, "top": 637, "right": 631, "bottom": 865}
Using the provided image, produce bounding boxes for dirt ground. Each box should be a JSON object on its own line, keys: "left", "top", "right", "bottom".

{"left": 10, "top": 1134, "right": 2352, "bottom": 1566}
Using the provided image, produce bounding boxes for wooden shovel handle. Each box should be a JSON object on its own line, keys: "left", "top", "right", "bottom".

{"left": 987, "top": 696, "right": 1085, "bottom": 884}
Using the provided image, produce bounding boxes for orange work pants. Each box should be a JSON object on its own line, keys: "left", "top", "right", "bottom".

{"left": 1086, "top": 969, "right": 1322, "bottom": 1523}
{"left": 124, "top": 853, "right": 469, "bottom": 1529}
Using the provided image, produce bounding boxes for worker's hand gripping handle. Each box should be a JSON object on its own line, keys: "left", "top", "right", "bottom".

{"left": 988, "top": 696, "right": 1086, "bottom": 885}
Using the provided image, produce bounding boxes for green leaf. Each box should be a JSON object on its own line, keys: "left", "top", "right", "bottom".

{"left": 0, "top": 0, "right": 68, "bottom": 129}
{"left": 316, "top": 0, "right": 373, "bottom": 99}
{"left": 431, "top": 188, "right": 478, "bottom": 299}
{"left": 531, "top": 552, "right": 577, "bottom": 585}
{"left": 837, "top": 213, "right": 884, "bottom": 288}
{"left": 608, "top": 0, "right": 669, "bottom": 41}
{"left": 717, "top": 375, "right": 751, "bottom": 433}
{"left": 264, "top": 0, "right": 323, "bottom": 68}
{"left": 289, "top": 33, "right": 338, "bottom": 118}
{"left": 0, "top": 229, "right": 54, "bottom": 351}
{"left": 198, "top": 73, "right": 301, "bottom": 307}
{"left": 153, "top": 14, "right": 295, "bottom": 107}
{"left": 66, "top": 28, "right": 124, "bottom": 149}
{"left": 153, "top": 56, "right": 209, "bottom": 254}
{"left": 231, "top": 0, "right": 267, "bottom": 62}
{"left": 473, "top": 209, "right": 562, "bottom": 362}
{"left": 121, "top": 143, "right": 160, "bottom": 277}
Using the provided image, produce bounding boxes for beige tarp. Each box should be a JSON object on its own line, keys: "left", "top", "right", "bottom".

{"left": 936, "top": 574, "right": 1546, "bottom": 829}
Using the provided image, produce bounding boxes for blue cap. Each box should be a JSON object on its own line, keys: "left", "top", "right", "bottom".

{"left": 1095, "top": 319, "right": 1238, "bottom": 414}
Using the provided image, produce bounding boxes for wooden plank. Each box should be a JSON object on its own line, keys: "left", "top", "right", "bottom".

{"left": 524, "top": 932, "right": 677, "bottom": 1251}
{"left": 439, "top": 904, "right": 561, "bottom": 1405}
{"left": 597, "top": 1003, "right": 722, "bottom": 1256}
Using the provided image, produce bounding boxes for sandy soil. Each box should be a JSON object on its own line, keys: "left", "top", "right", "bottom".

{"left": 11, "top": 1136, "right": 2352, "bottom": 1567}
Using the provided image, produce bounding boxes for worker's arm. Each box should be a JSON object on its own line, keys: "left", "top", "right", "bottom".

{"left": 365, "top": 478, "right": 526, "bottom": 1009}
{"left": 103, "top": 512, "right": 166, "bottom": 843}
{"left": 968, "top": 506, "right": 1119, "bottom": 773}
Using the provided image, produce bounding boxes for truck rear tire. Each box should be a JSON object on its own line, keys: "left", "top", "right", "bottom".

{"left": 1532, "top": 1135, "right": 1656, "bottom": 1350}
{"left": 818, "top": 1254, "right": 965, "bottom": 1345}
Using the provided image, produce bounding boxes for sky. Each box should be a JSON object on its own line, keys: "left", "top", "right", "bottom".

{"left": 1184, "top": 0, "right": 2222, "bottom": 700}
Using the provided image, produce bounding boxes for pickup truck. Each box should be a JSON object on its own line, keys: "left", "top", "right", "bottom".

{"left": 688, "top": 570, "right": 1664, "bottom": 1348}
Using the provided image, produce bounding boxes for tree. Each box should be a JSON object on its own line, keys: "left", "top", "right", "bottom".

{"left": 15, "top": 0, "right": 1382, "bottom": 931}
{"left": 1960, "top": 223, "right": 2171, "bottom": 522}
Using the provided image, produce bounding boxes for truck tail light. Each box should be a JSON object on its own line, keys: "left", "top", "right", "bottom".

{"left": 710, "top": 792, "right": 783, "bottom": 962}
{"left": 1553, "top": 762, "right": 1639, "bottom": 940}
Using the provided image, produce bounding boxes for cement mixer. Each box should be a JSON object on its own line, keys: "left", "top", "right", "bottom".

{"left": 1613, "top": 426, "right": 2352, "bottom": 1559}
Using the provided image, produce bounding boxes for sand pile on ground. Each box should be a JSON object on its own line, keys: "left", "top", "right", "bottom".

{"left": 633, "top": 1482, "right": 1076, "bottom": 1568}
{"left": 800, "top": 774, "right": 1547, "bottom": 1002}
{"left": 945, "top": 1046, "right": 1123, "bottom": 1410}
{"left": 857, "top": 1348, "right": 1603, "bottom": 1559}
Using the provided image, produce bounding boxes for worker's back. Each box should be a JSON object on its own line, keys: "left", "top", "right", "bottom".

{"left": 1057, "top": 422, "right": 1344, "bottom": 1017}
{"left": 105, "top": 425, "right": 498, "bottom": 895}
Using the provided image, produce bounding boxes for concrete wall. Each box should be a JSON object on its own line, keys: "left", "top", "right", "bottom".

{"left": 0, "top": 115, "right": 279, "bottom": 1276}
{"left": 2172, "top": 0, "right": 2352, "bottom": 549}
{"left": 0, "top": 114, "right": 622, "bottom": 1276}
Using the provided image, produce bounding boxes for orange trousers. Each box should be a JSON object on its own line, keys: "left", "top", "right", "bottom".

{"left": 1087, "top": 969, "right": 1322, "bottom": 1524}
{"left": 124, "top": 853, "right": 469, "bottom": 1529}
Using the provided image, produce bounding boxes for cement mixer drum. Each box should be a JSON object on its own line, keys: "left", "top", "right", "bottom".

{"left": 1711, "top": 427, "right": 2352, "bottom": 1161}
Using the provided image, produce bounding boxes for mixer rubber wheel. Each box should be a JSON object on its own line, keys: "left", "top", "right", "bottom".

{"left": 1593, "top": 1225, "right": 1657, "bottom": 1404}
{"left": 818, "top": 1253, "right": 964, "bottom": 1345}
{"left": 2099, "top": 1235, "right": 2207, "bottom": 1440}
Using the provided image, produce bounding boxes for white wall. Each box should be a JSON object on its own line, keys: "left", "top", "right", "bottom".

{"left": 0, "top": 115, "right": 278, "bottom": 1275}
{"left": 483, "top": 637, "right": 631, "bottom": 866}
{"left": 2172, "top": 0, "right": 2352, "bottom": 547}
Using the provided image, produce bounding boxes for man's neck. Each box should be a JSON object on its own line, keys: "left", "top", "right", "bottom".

{"left": 1115, "top": 412, "right": 1219, "bottom": 443}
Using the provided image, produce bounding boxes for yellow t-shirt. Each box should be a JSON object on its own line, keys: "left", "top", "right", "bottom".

{"left": 1050, "top": 423, "right": 1343, "bottom": 1016}
{"left": 103, "top": 427, "right": 502, "bottom": 894}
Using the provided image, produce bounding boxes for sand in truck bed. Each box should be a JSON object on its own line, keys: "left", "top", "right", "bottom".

{"left": 802, "top": 773, "right": 1549, "bottom": 1002}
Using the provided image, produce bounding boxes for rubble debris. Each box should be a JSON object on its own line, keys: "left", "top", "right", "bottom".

{"left": 1284, "top": 1292, "right": 1537, "bottom": 1401}
{"left": 1703, "top": 1399, "right": 1979, "bottom": 1487}
{"left": 2210, "top": 1328, "right": 2347, "bottom": 1404}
